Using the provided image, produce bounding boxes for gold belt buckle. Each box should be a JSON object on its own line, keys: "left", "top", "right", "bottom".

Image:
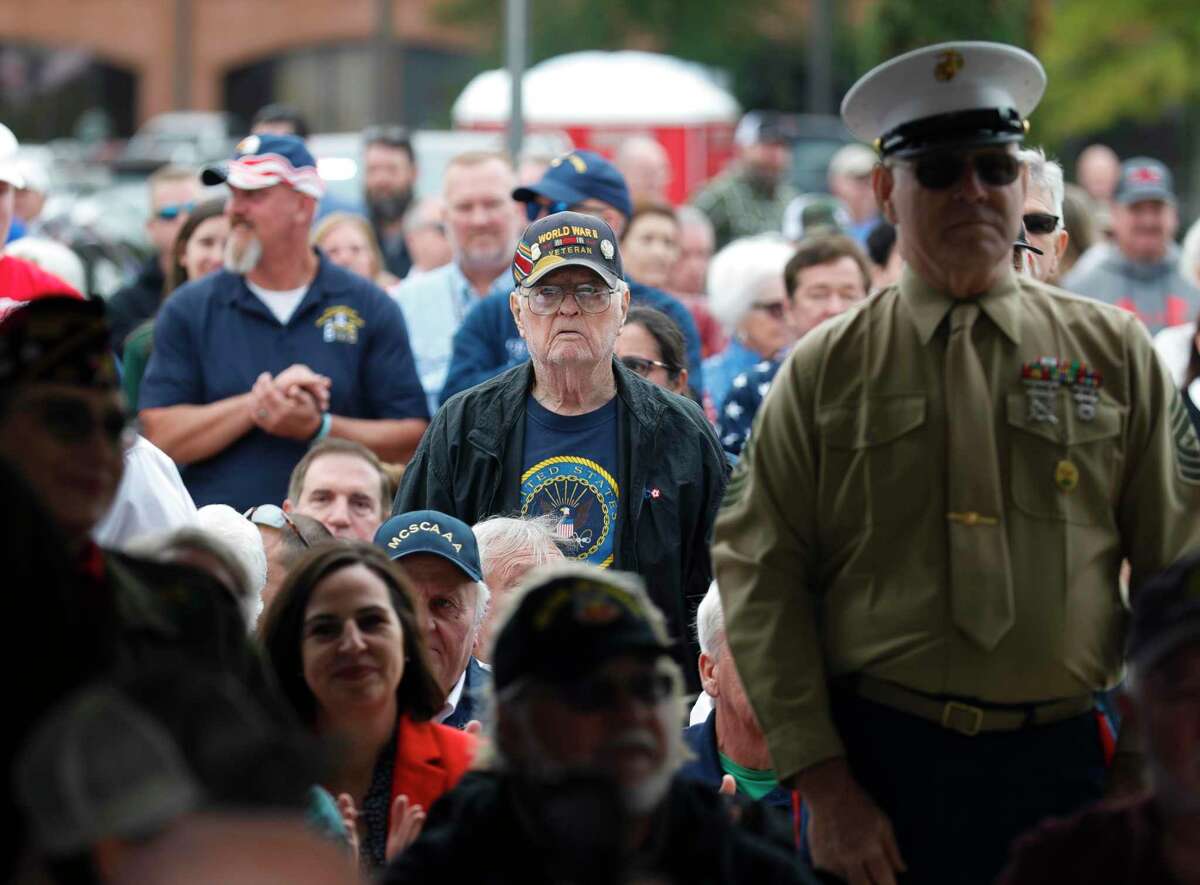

{"left": 941, "top": 701, "right": 984, "bottom": 736}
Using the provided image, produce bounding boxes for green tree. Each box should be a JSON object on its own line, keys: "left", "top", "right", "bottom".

{"left": 1035, "top": 0, "right": 1200, "bottom": 144}
{"left": 434, "top": 0, "right": 856, "bottom": 114}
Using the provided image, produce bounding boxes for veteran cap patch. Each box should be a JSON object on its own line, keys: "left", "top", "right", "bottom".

{"left": 513, "top": 210, "right": 623, "bottom": 289}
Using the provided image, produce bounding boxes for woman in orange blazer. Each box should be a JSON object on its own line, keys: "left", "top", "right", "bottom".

{"left": 261, "top": 542, "right": 475, "bottom": 870}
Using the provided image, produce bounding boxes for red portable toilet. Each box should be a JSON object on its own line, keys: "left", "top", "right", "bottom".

{"left": 452, "top": 50, "right": 740, "bottom": 206}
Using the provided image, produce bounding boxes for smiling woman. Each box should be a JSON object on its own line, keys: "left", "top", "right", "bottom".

{"left": 260, "top": 543, "right": 475, "bottom": 870}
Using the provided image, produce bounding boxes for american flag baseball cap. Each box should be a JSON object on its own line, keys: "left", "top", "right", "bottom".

{"left": 202, "top": 134, "right": 325, "bottom": 200}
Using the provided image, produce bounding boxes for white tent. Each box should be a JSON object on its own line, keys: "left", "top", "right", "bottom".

{"left": 452, "top": 50, "right": 740, "bottom": 127}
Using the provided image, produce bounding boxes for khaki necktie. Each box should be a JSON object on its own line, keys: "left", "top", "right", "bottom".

{"left": 945, "top": 302, "right": 1015, "bottom": 650}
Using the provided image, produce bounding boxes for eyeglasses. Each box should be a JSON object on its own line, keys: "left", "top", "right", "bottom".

{"left": 620, "top": 355, "right": 676, "bottom": 378}
{"left": 1022, "top": 212, "right": 1060, "bottom": 235}
{"left": 899, "top": 151, "right": 1021, "bottom": 190}
{"left": 154, "top": 201, "right": 195, "bottom": 221}
{"left": 244, "top": 504, "right": 310, "bottom": 548}
{"left": 18, "top": 396, "right": 132, "bottom": 449}
{"left": 751, "top": 301, "right": 788, "bottom": 321}
{"left": 558, "top": 669, "right": 675, "bottom": 713}
{"left": 520, "top": 283, "right": 615, "bottom": 316}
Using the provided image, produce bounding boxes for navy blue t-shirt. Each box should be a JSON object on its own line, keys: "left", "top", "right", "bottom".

{"left": 139, "top": 252, "right": 428, "bottom": 512}
{"left": 520, "top": 395, "right": 620, "bottom": 567}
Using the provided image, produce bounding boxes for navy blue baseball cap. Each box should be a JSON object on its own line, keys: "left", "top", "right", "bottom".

{"left": 1114, "top": 157, "right": 1176, "bottom": 205}
{"left": 201, "top": 134, "right": 325, "bottom": 199}
{"left": 374, "top": 510, "right": 483, "bottom": 582}
{"left": 513, "top": 150, "right": 633, "bottom": 221}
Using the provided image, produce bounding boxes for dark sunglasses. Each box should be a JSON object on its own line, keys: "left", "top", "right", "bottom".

{"left": 155, "top": 201, "right": 195, "bottom": 221}
{"left": 20, "top": 396, "right": 131, "bottom": 448}
{"left": 362, "top": 124, "right": 412, "bottom": 149}
{"left": 243, "top": 504, "right": 310, "bottom": 548}
{"left": 559, "top": 669, "right": 675, "bottom": 713}
{"left": 902, "top": 152, "right": 1021, "bottom": 190}
{"left": 526, "top": 199, "right": 569, "bottom": 222}
{"left": 751, "top": 301, "right": 788, "bottom": 321}
{"left": 1022, "top": 212, "right": 1060, "bottom": 235}
{"left": 620, "top": 355, "right": 676, "bottom": 378}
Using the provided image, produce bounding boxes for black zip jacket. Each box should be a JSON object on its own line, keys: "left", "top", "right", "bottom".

{"left": 394, "top": 359, "right": 729, "bottom": 690}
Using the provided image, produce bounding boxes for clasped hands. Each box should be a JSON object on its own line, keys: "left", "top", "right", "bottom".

{"left": 248, "top": 364, "right": 332, "bottom": 440}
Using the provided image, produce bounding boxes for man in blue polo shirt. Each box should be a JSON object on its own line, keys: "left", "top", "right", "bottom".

{"left": 438, "top": 150, "right": 704, "bottom": 404}
{"left": 139, "top": 135, "right": 428, "bottom": 512}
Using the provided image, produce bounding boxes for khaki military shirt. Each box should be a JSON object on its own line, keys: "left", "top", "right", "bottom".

{"left": 713, "top": 265, "right": 1200, "bottom": 779}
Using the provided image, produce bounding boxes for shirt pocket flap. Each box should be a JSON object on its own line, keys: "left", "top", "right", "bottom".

{"left": 819, "top": 396, "right": 927, "bottom": 450}
{"left": 1006, "top": 392, "right": 1122, "bottom": 444}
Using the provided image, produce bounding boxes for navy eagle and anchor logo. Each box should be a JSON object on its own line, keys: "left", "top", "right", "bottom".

{"left": 520, "top": 457, "right": 619, "bottom": 567}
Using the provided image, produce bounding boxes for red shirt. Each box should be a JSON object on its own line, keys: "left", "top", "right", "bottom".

{"left": 0, "top": 255, "right": 83, "bottom": 317}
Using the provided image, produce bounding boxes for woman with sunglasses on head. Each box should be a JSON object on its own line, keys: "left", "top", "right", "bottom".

{"left": 312, "top": 212, "right": 400, "bottom": 293}
{"left": 615, "top": 306, "right": 691, "bottom": 398}
{"left": 701, "top": 237, "right": 799, "bottom": 410}
{"left": 122, "top": 198, "right": 229, "bottom": 411}
{"left": 260, "top": 543, "right": 475, "bottom": 871}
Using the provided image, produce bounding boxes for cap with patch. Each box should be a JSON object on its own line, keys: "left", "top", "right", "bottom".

{"left": 491, "top": 567, "right": 673, "bottom": 693}
{"left": 734, "top": 111, "right": 797, "bottom": 148}
{"left": 1127, "top": 551, "right": 1200, "bottom": 673}
{"left": 0, "top": 296, "right": 116, "bottom": 388}
{"left": 1114, "top": 157, "right": 1175, "bottom": 205}
{"left": 513, "top": 150, "right": 633, "bottom": 221}
{"left": 374, "top": 510, "right": 483, "bottom": 582}
{"left": 782, "top": 194, "right": 852, "bottom": 242}
{"left": 202, "top": 133, "right": 325, "bottom": 200}
{"left": 15, "top": 686, "right": 200, "bottom": 855}
{"left": 841, "top": 42, "right": 1046, "bottom": 158}
{"left": 513, "top": 210, "right": 623, "bottom": 289}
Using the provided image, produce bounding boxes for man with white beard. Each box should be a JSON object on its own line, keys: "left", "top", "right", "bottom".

{"left": 139, "top": 135, "right": 428, "bottom": 512}
{"left": 381, "top": 565, "right": 817, "bottom": 884}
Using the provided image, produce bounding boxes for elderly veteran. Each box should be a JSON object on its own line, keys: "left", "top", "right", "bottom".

{"left": 713, "top": 41, "right": 1200, "bottom": 885}
{"left": 381, "top": 565, "right": 817, "bottom": 884}
{"left": 394, "top": 211, "right": 728, "bottom": 691}
{"left": 375, "top": 511, "right": 492, "bottom": 729}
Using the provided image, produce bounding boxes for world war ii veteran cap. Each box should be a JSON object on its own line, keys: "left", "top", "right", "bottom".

{"left": 491, "top": 565, "right": 673, "bottom": 692}
{"left": 1114, "top": 157, "right": 1176, "bottom": 205}
{"left": 841, "top": 42, "right": 1046, "bottom": 158}
{"left": 1127, "top": 550, "right": 1200, "bottom": 673}
{"left": 202, "top": 133, "right": 325, "bottom": 199}
{"left": 374, "top": 510, "right": 483, "bottom": 582}
{"left": 0, "top": 296, "right": 116, "bottom": 388}
{"left": 513, "top": 150, "right": 633, "bottom": 221}
{"left": 513, "top": 210, "right": 623, "bottom": 289}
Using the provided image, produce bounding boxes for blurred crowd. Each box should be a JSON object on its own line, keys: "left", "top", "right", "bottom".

{"left": 4, "top": 41, "right": 1200, "bottom": 885}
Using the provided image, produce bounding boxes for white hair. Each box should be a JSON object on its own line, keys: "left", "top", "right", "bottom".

{"left": 474, "top": 581, "right": 491, "bottom": 631}
{"left": 706, "top": 236, "right": 796, "bottom": 333}
{"left": 1019, "top": 147, "right": 1065, "bottom": 228}
{"left": 695, "top": 580, "right": 726, "bottom": 659}
{"left": 675, "top": 204, "right": 714, "bottom": 235}
{"left": 125, "top": 509, "right": 266, "bottom": 630}
{"left": 5, "top": 237, "right": 86, "bottom": 293}
{"left": 1180, "top": 217, "right": 1200, "bottom": 289}
{"left": 473, "top": 515, "right": 564, "bottom": 572}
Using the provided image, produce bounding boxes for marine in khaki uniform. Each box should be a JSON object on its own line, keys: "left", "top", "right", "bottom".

{"left": 713, "top": 42, "right": 1200, "bottom": 885}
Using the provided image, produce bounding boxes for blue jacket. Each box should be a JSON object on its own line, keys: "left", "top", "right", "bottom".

{"left": 680, "top": 710, "right": 794, "bottom": 812}
{"left": 438, "top": 279, "right": 705, "bottom": 405}
{"left": 442, "top": 656, "right": 491, "bottom": 730}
